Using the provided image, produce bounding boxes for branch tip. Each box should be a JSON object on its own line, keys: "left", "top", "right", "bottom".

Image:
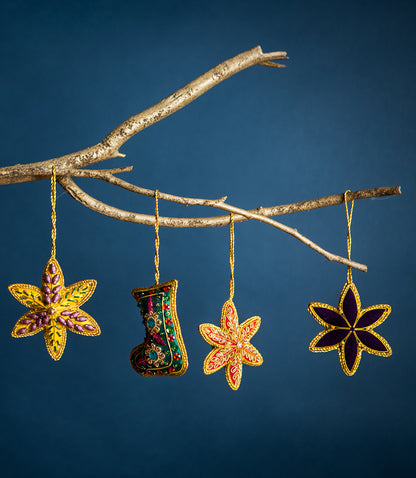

{"left": 260, "top": 61, "right": 287, "bottom": 68}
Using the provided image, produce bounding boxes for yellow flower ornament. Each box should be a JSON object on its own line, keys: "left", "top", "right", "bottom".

{"left": 9, "top": 257, "right": 99, "bottom": 361}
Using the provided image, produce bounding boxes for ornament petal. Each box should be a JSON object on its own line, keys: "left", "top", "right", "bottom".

{"left": 355, "top": 330, "right": 392, "bottom": 356}
{"left": 308, "top": 303, "right": 348, "bottom": 327}
{"left": 59, "top": 280, "right": 97, "bottom": 309}
{"left": 241, "top": 343, "right": 263, "bottom": 366}
{"left": 341, "top": 284, "right": 359, "bottom": 326}
{"left": 203, "top": 346, "right": 235, "bottom": 375}
{"left": 11, "top": 311, "right": 44, "bottom": 338}
{"left": 239, "top": 316, "right": 261, "bottom": 342}
{"left": 310, "top": 329, "right": 350, "bottom": 351}
{"left": 8, "top": 284, "right": 43, "bottom": 309}
{"left": 68, "top": 310, "right": 100, "bottom": 336}
{"left": 199, "top": 323, "right": 231, "bottom": 347}
{"left": 225, "top": 354, "right": 243, "bottom": 391}
{"left": 44, "top": 319, "right": 67, "bottom": 361}
{"left": 221, "top": 299, "right": 239, "bottom": 332}
{"left": 43, "top": 257, "right": 65, "bottom": 289}
{"left": 355, "top": 305, "right": 391, "bottom": 329}
{"left": 341, "top": 332, "right": 361, "bottom": 376}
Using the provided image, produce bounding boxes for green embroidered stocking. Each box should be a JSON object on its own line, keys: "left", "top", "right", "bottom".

{"left": 130, "top": 279, "right": 188, "bottom": 376}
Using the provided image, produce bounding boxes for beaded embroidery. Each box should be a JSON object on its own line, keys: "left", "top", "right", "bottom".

{"left": 199, "top": 213, "right": 263, "bottom": 390}
{"left": 199, "top": 298, "right": 263, "bottom": 390}
{"left": 8, "top": 167, "right": 100, "bottom": 360}
{"left": 129, "top": 190, "right": 188, "bottom": 377}
{"left": 130, "top": 279, "right": 188, "bottom": 376}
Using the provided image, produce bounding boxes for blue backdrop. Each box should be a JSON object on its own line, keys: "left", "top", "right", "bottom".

{"left": 1, "top": 1, "right": 415, "bottom": 477}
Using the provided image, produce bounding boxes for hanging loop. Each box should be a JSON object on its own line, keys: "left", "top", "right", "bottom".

{"left": 229, "top": 212, "right": 235, "bottom": 300}
{"left": 344, "top": 190, "right": 355, "bottom": 283}
{"left": 51, "top": 166, "right": 57, "bottom": 258}
{"left": 154, "top": 189, "right": 160, "bottom": 285}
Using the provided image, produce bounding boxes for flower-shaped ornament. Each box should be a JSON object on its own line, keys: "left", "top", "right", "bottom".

{"left": 9, "top": 256, "right": 100, "bottom": 360}
{"left": 199, "top": 299, "right": 263, "bottom": 390}
{"left": 308, "top": 281, "right": 392, "bottom": 376}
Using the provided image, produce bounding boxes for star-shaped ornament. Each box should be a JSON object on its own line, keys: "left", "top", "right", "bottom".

{"left": 308, "top": 281, "right": 391, "bottom": 376}
{"left": 9, "top": 256, "right": 100, "bottom": 360}
{"left": 199, "top": 299, "right": 263, "bottom": 390}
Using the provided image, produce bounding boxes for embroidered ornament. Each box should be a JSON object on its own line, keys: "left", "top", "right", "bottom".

{"left": 308, "top": 191, "right": 392, "bottom": 376}
{"left": 9, "top": 167, "right": 100, "bottom": 360}
{"left": 199, "top": 213, "right": 263, "bottom": 390}
{"left": 130, "top": 190, "right": 188, "bottom": 376}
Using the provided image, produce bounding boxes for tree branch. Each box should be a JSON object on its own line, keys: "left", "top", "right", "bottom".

{"left": 70, "top": 169, "right": 401, "bottom": 215}
{"left": 57, "top": 174, "right": 401, "bottom": 272}
{"left": 0, "top": 46, "right": 287, "bottom": 186}
{"left": 0, "top": 44, "right": 401, "bottom": 274}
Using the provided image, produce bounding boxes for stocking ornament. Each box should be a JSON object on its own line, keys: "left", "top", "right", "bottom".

{"left": 130, "top": 190, "right": 188, "bottom": 376}
{"left": 8, "top": 167, "right": 100, "bottom": 360}
{"left": 199, "top": 213, "right": 263, "bottom": 390}
{"left": 307, "top": 190, "right": 392, "bottom": 376}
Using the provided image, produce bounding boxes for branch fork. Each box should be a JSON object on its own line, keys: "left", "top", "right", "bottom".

{"left": 0, "top": 46, "right": 401, "bottom": 272}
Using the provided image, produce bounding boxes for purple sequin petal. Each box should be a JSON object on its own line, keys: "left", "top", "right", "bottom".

{"left": 315, "top": 329, "right": 349, "bottom": 348}
{"left": 344, "top": 333, "right": 358, "bottom": 372}
{"left": 356, "top": 331, "right": 388, "bottom": 352}
{"left": 355, "top": 308, "right": 386, "bottom": 328}
{"left": 313, "top": 307, "right": 347, "bottom": 327}
{"left": 342, "top": 288, "right": 358, "bottom": 326}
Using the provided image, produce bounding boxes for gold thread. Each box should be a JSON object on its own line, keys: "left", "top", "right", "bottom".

{"left": 344, "top": 190, "right": 354, "bottom": 284}
{"left": 51, "top": 166, "right": 57, "bottom": 257}
{"left": 229, "top": 213, "right": 235, "bottom": 300}
{"left": 154, "top": 190, "right": 160, "bottom": 285}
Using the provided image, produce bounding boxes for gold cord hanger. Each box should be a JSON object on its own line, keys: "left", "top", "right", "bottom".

{"left": 51, "top": 166, "right": 57, "bottom": 258}
{"left": 344, "top": 190, "right": 355, "bottom": 284}
{"left": 229, "top": 212, "right": 235, "bottom": 301}
{"left": 154, "top": 189, "right": 160, "bottom": 285}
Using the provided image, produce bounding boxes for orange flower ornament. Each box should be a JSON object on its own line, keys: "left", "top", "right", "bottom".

{"left": 199, "top": 299, "right": 263, "bottom": 390}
